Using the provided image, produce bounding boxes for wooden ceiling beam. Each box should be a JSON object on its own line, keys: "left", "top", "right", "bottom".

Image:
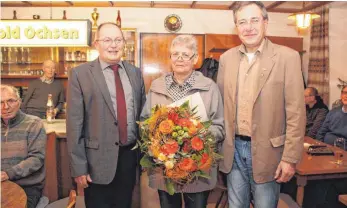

{"left": 268, "top": 8, "right": 302, "bottom": 13}
{"left": 65, "top": 1, "right": 73, "bottom": 6}
{"left": 266, "top": 1, "right": 286, "bottom": 10}
{"left": 191, "top": 1, "right": 197, "bottom": 8}
{"left": 21, "top": 1, "right": 32, "bottom": 6}
{"left": 109, "top": 1, "right": 114, "bottom": 7}
{"left": 301, "top": 1, "right": 332, "bottom": 12}
{"left": 229, "top": 2, "right": 236, "bottom": 10}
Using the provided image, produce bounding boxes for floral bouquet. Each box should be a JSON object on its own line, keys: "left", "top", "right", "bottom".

{"left": 137, "top": 101, "right": 222, "bottom": 195}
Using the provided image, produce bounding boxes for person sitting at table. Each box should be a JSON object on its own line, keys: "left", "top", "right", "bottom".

{"left": 1, "top": 84, "right": 47, "bottom": 208}
{"left": 304, "top": 87, "right": 329, "bottom": 139}
{"left": 316, "top": 85, "right": 347, "bottom": 149}
{"left": 21, "top": 59, "right": 65, "bottom": 119}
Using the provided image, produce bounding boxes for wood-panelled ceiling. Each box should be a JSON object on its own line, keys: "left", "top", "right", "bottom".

{"left": 1, "top": 1, "right": 332, "bottom": 13}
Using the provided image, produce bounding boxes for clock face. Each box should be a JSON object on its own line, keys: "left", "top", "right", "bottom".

{"left": 164, "top": 14, "right": 182, "bottom": 33}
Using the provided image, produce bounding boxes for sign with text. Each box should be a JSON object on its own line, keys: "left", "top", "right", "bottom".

{"left": 0, "top": 20, "right": 92, "bottom": 47}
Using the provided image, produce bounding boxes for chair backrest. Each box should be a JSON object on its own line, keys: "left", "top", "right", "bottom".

{"left": 66, "top": 190, "right": 77, "bottom": 208}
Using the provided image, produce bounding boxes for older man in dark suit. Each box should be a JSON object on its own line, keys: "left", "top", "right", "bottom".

{"left": 67, "top": 22, "right": 146, "bottom": 208}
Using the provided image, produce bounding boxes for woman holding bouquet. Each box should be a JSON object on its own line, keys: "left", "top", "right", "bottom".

{"left": 140, "top": 35, "right": 225, "bottom": 208}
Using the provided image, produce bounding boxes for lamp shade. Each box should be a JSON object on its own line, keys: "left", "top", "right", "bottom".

{"left": 288, "top": 12, "right": 320, "bottom": 29}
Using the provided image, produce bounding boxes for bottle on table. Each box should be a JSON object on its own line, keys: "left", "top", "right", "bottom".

{"left": 46, "top": 94, "right": 54, "bottom": 123}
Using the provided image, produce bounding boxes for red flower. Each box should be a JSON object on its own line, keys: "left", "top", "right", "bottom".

{"left": 191, "top": 137, "right": 204, "bottom": 151}
{"left": 168, "top": 110, "right": 179, "bottom": 124}
{"left": 178, "top": 158, "right": 196, "bottom": 171}
{"left": 178, "top": 118, "right": 192, "bottom": 127}
{"left": 182, "top": 140, "right": 192, "bottom": 153}
{"left": 200, "top": 153, "right": 209, "bottom": 164}
{"left": 160, "top": 141, "right": 179, "bottom": 155}
{"left": 198, "top": 153, "right": 212, "bottom": 171}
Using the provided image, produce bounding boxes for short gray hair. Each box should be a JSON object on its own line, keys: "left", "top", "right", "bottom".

{"left": 1, "top": 84, "right": 20, "bottom": 99}
{"left": 94, "top": 22, "right": 124, "bottom": 42}
{"left": 233, "top": 1, "right": 269, "bottom": 24}
{"left": 42, "top": 59, "right": 56, "bottom": 68}
{"left": 306, "top": 87, "right": 319, "bottom": 96}
{"left": 170, "top": 35, "right": 198, "bottom": 55}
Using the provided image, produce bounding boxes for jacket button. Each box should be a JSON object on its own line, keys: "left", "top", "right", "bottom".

{"left": 114, "top": 121, "right": 118, "bottom": 125}
{"left": 115, "top": 142, "right": 119, "bottom": 146}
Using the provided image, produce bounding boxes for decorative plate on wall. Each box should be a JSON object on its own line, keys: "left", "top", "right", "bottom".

{"left": 164, "top": 14, "right": 182, "bottom": 33}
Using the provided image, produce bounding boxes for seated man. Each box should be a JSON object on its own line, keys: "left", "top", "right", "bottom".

{"left": 1, "top": 84, "right": 46, "bottom": 208}
{"left": 316, "top": 85, "right": 347, "bottom": 149}
{"left": 21, "top": 59, "right": 65, "bottom": 119}
{"left": 304, "top": 87, "right": 329, "bottom": 138}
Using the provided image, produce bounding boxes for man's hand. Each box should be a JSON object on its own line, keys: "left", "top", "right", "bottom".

{"left": 1, "top": 171, "right": 9, "bottom": 182}
{"left": 274, "top": 161, "right": 296, "bottom": 183}
{"left": 74, "top": 174, "right": 92, "bottom": 188}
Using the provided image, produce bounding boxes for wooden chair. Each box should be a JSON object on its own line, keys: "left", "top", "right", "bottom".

{"left": 339, "top": 194, "right": 347, "bottom": 206}
{"left": 46, "top": 190, "right": 85, "bottom": 208}
{"left": 66, "top": 190, "right": 77, "bottom": 208}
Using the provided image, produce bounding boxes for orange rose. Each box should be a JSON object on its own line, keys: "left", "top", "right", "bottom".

{"left": 150, "top": 145, "right": 161, "bottom": 158}
{"left": 159, "top": 119, "right": 174, "bottom": 134}
{"left": 188, "top": 125, "right": 197, "bottom": 135}
{"left": 160, "top": 141, "right": 179, "bottom": 155}
{"left": 191, "top": 137, "right": 204, "bottom": 151}
{"left": 178, "top": 158, "right": 195, "bottom": 171}
{"left": 198, "top": 153, "right": 212, "bottom": 171}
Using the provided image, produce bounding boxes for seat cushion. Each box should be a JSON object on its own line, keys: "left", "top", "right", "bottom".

{"left": 45, "top": 197, "right": 69, "bottom": 208}
{"left": 36, "top": 196, "right": 49, "bottom": 208}
{"left": 278, "top": 193, "right": 299, "bottom": 208}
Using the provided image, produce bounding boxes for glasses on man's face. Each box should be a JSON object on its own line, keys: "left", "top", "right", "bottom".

{"left": 1, "top": 99, "right": 18, "bottom": 107}
{"left": 170, "top": 53, "right": 195, "bottom": 61}
{"left": 342, "top": 91, "right": 347, "bottom": 96}
{"left": 237, "top": 17, "right": 262, "bottom": 28}
{"left": 96, "top": 37, "right": 124, "bottom": 47}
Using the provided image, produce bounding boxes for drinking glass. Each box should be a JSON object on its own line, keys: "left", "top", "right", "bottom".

{"left": 333, "top": 138, "right": 346, "bottom": 165}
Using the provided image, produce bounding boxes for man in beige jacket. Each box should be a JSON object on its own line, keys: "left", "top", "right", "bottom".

{"left": 217, "top": 2, "right": 305, "bottom": 208}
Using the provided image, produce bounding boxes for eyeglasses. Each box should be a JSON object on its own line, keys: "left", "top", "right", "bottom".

{"left": 96, "top": 37, "right": 124, "bottom": 46}
{"left": 170, "top": 53, "right": 196, "bottom": 61}
{"left": 342, "top": 91, "right": 347, "bottom": 95}
{"left": 236, "top": 17, "right": 262, "bottom": 28}
{"left": 1, "top": 99, "right": 18, "bottom": 107}
{"left": 304, "top": 95, "right": 314, "bottom": 98}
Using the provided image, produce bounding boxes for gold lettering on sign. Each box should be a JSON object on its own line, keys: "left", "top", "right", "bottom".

{"left": 0, "top": 26, "right": 20, "bottom": 39}
{"left": 36, "top": 29, "right": 43, "bottom": 39}
{"left": 61, "top": 29, "right": 69, "bottom": 39}
{"left": 25, "top": 26, "right": 35, "bottom": 39}
{"left": 53, "top": 29, "right": 60, "bottom": 39}
{"left": 43, "top": 26, "right": 52, "bottom": 39}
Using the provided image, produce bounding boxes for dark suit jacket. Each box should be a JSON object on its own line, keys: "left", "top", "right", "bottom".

{"left": 67, "top": 59, "right": 146, "bottom": 184}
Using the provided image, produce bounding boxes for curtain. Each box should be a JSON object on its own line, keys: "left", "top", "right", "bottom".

{"left": 307, "top": 6, "right": 329, "bottom": 105}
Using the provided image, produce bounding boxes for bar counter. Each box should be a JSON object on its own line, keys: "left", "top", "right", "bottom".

{"left": 42, "top": 119, "right": 72, "bottom": 202}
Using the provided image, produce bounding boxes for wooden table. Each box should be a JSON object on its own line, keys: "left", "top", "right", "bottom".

{"left": 339, "top": 194, "right": 347, "bottom": 206}
{"left": 295, "top": 137, "right": 347, "bottom": 207}
{"left": 1, "top": 181, "right": 27, "bottom": 208}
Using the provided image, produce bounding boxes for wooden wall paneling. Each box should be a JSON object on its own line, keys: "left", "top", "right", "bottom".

{"left": 205, "top": 34, "right": 241, "bottom": 60}
{"left": 140, "top": 33, "right": 205, "bottom": 93}
{"left": 205, "top": 34, "right": 303, "bottom": 60}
